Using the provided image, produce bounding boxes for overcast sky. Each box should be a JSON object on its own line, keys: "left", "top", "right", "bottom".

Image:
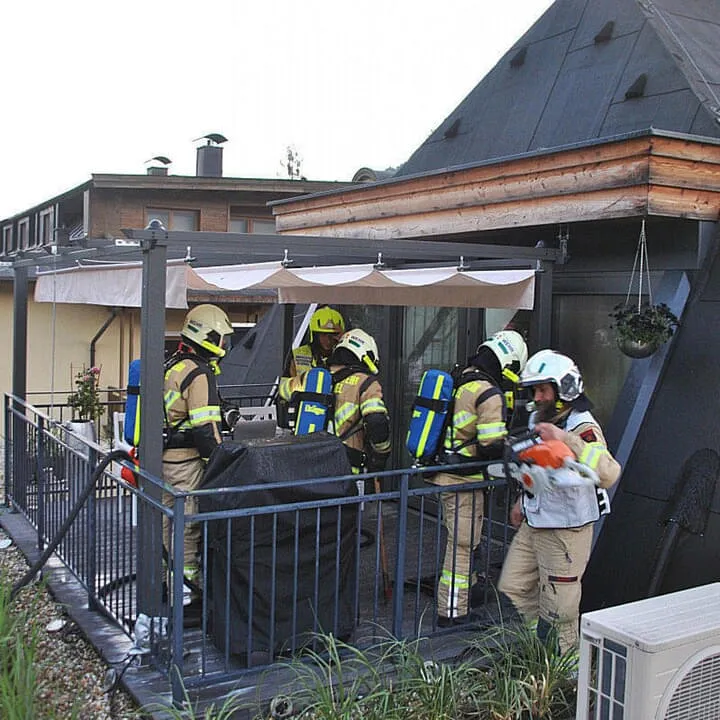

{"left": 1, "top": 0, "right": 554, "bottom": 219}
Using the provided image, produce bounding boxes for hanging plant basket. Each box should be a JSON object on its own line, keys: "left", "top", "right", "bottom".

{"left": 610, "top": 302, "right": 679, "bottom": 358}
{"left": 616, "top": 335, "right": 661, "bottom": 359}
{"left": 610, "top": 220, "right": 679, "bottom": 358}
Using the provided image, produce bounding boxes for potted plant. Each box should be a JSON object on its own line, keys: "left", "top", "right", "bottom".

{"left": 610, "top": 302, "right": 679, "bottom": 358}
{"left": 66, "top": 366, "right": 103, "bottom": 443}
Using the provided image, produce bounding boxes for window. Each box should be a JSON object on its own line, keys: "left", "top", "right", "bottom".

{"left": 228, "top": 209, "right": 276, "bottom": 234}
{"left": 17, "top": 218, "right": 29, "bottom": 250}
{"left": 1, "top": 225, "right": 12, "bottom": 255}
{"left": 228, "top": 217, "right": 247, "bottom": 233}
{"left": 38, "top": 207, "right": 54, "bottom": 247}
{"left": 251, "top": 218, "right": 276, "bottom": 234}
{"left": 145, "top": 208, "right": 199, "bottom": 231}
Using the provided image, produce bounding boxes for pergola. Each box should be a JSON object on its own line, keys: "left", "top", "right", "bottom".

{"left": 9, "top": 226, "right": 563, "bottom": 616}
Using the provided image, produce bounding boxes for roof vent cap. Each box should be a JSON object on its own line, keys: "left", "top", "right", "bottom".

{"left": 594, "top": 20, "right": 615, "bottom": 44}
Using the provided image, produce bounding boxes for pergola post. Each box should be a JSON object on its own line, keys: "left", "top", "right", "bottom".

{"left": 136, "top": 226, "right": 168, "bottom": 618}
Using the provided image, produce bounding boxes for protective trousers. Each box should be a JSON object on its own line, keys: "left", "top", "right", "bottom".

{"left": 497, "top": 521, "right": 593, "bottom": 653}
{"left": 162, "top": 456, "right": 204, "bottom": 594}
{"left": 436, "top": 472, "right": 485, "bottom": 619}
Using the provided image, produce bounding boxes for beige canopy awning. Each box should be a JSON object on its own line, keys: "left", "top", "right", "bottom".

{"left": 34, "top": 260, "right": 192, "bottom": 309}
{"left": 191, "top": 262, "right": 536, "bottom": 309}
{"left": 35, "top": 260, "right": 535, "bottom": 309}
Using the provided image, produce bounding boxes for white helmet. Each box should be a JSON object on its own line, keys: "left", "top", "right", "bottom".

{"left": 335, "top": 328, "right": 380, "bottom": 374}
{"left": 520, "top": 349, "right": 584, "bottom": 402}
{"left": 181, "top": 304, "right": 233, "bottom": 358}
{"left": 479, "top": 330, "right": 528, "bottom": 378}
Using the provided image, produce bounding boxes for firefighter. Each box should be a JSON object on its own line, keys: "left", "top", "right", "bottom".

{"left": 162, "top": 303, "right": 233, "bottom": 622}
{"left": 279, "top": 328, "right": 391, "bottom": 473}
{"left": 497, "top": 350, "right": 621, "bottom": 653}
{"left": 431, "top": 330, "right": 528, "bottom": 626}
{"left": 287, "top": 305, "right": 345, "bottom": 377}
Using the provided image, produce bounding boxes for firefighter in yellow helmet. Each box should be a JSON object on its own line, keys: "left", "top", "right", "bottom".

{"left": 286, "top": 305, "right": 345, "bottom": 377}
{"left": 163, "top": 303, "right": 233, "bottom": 625}
{"left": 279, "top": 328, "right": 391, "bottom": 473}
{"left": 431, "top": 330, "right": 528, "bottom": 627}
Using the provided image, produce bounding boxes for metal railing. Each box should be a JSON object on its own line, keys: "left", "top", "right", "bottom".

{"left": 3, "top": 393, "right": 516, "bottom": 705}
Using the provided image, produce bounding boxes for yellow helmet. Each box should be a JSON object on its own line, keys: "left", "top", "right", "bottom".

{"left": 181, "top": 304, "right": 233, "bottom": 358}
{"left": 309, "top": 306, "right": 345, "bottom": 340}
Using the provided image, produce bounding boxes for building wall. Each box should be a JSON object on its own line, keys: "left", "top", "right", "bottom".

{"left": 89, "top": 188, "right": 273, "bottom": 237}
{"left": 1, "top": 282, "right": 266, "bottom": 438}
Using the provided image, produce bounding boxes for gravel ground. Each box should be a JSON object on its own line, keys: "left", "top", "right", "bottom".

{"left": 0, "top": 520, "right": 140, "bottom": 719}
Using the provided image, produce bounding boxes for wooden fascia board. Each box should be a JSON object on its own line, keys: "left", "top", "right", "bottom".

{"left": 274, "top": 137, "right": 654, "bottom": 218}
{"left": 647, "top": 186, "right": 720, "bottom": 220}
{"left": 645, "top": 137, "right": 720, "bottom": 219}
{"left": 276, "top": 155, "right": 651, "bottom": 233}
{"left": 283, "top": 188, "right": 649, "bottom": 239}
{"left": 276, "top": 139, "right": 654, "bottom": 235}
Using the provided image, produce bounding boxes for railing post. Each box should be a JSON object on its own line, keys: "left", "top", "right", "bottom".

{"left": 3, "top": 395, "right": 10, "bottom": 507}
{"left": 170, "top": 494, "right": 186, "bottom": 706}
{"left": 36, "top": 416, "right": 46, "bottom": 549}
{"left": 392, "top": 471, "right": 410, "bottom": 638}
{"left": 86, "top": 445, "right": 98, "bottom": 610}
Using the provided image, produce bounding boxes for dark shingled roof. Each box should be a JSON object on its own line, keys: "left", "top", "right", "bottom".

{"left": 397, "top": 0, "right": 720, "bottom": 176}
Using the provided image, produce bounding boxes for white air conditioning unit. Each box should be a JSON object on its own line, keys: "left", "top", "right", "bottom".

{"left": 576, "top": 583, "right": 720, "bottom": 720}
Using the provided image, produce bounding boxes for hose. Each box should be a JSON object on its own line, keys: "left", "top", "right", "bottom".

{"left": 11, "top": 449, "right": 133, "bottom": 600}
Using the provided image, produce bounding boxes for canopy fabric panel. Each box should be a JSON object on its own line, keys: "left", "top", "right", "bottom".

{"left": 191, "top": 263, "right": 536, "bottom": 309}
{"left": 34, "top": 260, "right": 535, "bottom": 310}
{"left": 34, "top": 261, "right": 191, "bottom": 309}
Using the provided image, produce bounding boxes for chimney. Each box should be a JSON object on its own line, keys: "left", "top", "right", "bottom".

{"left": 145, "top": 156, "right": 172, "bottom": 176}
{"left": 194, "top": 133, "right": 228, "bottom": 177}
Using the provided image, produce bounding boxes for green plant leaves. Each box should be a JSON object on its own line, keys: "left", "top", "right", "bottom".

{"left": 609, "top": 303, "right": 678, "bottom": 345}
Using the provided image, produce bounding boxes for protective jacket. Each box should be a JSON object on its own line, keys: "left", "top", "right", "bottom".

{"left": 279, "top": 364, "right": 391, "bottom": 471}
{"left": 288, "top": 343, "right": 333, "bottom": 377}
{"left": 521, "top": 409, "right": 621, "bottom": 529}
{"left": 163, "top": 352, "right": 223, "bottom": 462}
{"left": 437, "top": 371, "right": 507, "bottom": 481}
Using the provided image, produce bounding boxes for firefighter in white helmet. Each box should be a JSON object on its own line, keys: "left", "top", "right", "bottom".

{"left": 287, "top": 305, "right": 346, "bottom": 377}
{"left": 163, "top": 303, "right": 234, "bottom": 625}
{"left": 498, "top": 349, "right": 621, "bottom": 652}
{"left": 431, "top": 330, "right": 528, "bottom": 626}
{"left": 279, "top": 328, "right": 391, "bottom": 473}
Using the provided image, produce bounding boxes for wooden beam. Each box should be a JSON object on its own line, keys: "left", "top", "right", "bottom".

{"left": 283, "top": 189, "right": 649, "bottom": 239}
{"left": 648, "top": 186, "right": 720, "bottom": 220}
{"left": 276, "top": 156, "right": 651, "bottom": 233}
{"left": 274, "top": 136, "right": 655, "bottom": 216}
{"left": 273, "top": 134, "right": 720, "bottom": 235}
{"left": 650, "top": 157, "right": 720, "bottom": 193}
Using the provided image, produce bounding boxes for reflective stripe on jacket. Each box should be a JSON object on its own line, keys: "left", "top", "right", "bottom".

{"left": 289, "top": 344, "right": 315, "bottom": 377}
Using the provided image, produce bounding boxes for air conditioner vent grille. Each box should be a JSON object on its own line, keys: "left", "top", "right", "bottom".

{"left": 663, "top": 650, "right": 720, "bottom": 719}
